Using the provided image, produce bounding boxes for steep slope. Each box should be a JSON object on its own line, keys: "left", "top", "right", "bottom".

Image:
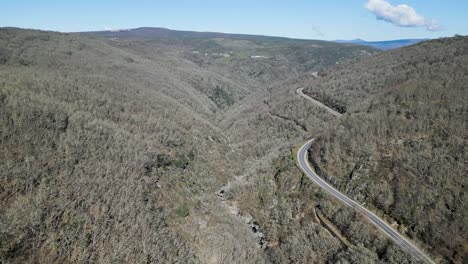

{"left": 218, "top": 36, "right": 467, "bottom": 264}
{"left": 2, "top": 27, "right": 464, "bottom": 264}
{"left": 0, "top": 28, "right": 378, "bottom": 263}
{"left": 219, "top": 76, "right": 422, "bottom": 264}
{"left": 0, "top": 28, "right": 264, "bottom": 263}
{"left": 304, "top": 36, "right": 468, "bottom": 263}
{"left": 84, "top": 27, "right": 378, "bottom": 103}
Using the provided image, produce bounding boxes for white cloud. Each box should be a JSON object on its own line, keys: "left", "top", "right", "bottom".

{"left": 365, "top": 0, "right": 439, "bottom": 31}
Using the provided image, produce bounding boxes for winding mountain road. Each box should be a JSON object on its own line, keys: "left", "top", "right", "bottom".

{"left": 297, "top": 88, "right": 342, "bottom": 117}
{"left": 296, "top": 88, "right": 434, "bottom": 263}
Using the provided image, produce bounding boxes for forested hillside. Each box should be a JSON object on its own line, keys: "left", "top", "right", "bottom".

{"left": 218, "top": 36, "right": 467, "bottom": 264}
{"left": 85, "top": 27, "right": 377, "bottom": 107}
{"left": 0, "top": 27, "right": 241, "bottom": 263}
{"left": 0, "top": 28, "right": 379, "bottom": 263}
{"left": 304, "top": 36, "right": 468, "bottom": 263}
{"left": 1, "top": 27, "right": 465, "bottom": 264}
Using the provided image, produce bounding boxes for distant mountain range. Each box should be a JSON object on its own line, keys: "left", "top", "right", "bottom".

{"left": 85, "top": 27, "right": 427, "bottom": 51}
{"left": 84, "top": 27, "right": 309, "bottom": 42}
{"left": 335, "top": 38, "right": 428, "bottom": 50}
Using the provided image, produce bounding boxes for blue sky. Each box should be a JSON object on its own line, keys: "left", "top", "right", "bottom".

{"left": 1, "top": 0, "right": 467, "bottom": 41}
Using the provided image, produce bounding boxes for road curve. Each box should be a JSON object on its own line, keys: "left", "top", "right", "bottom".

{"left": 297, "top": 139, "right": 435, "bottom": 264}
{"left": 297, "top": 88, "right": 342, "bottom": 117}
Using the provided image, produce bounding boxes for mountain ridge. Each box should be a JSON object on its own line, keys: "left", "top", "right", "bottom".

{"left": 335, "top": 38, "right": 429, "bottom": 50}
{"left": 83, "top": 27, "right": 326, "bottom": 42}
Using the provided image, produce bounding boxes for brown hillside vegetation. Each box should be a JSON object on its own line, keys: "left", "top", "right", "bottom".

{"left": 304, "top": 36, "right": 468, "bottom": 263}
{"left": 0, "top": 28, "right": 381, "bottom": 263}
{"left": 1, "top": 27, "right": 466, "bottom": 264}
{"left": 0, "top": 28, "right": 240, "bottom": 263}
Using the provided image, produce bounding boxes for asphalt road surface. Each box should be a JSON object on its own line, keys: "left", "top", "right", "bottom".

{"left": 297, "top": 139, "right": 435, "bottom": 264}
{"left": 296, "top": 88, "right": 342, "bottom": 117}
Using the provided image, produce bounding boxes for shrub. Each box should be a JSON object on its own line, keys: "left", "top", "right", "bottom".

{"left": 175, "top": 206, "right": 190, "bottom": 218}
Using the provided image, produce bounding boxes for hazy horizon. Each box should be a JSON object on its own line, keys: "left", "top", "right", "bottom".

{"left": 2, "top": 0, "right": 468, "bottom": 41}
{"left": 0, "top": 25, "right": 458, "bottom": 43}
